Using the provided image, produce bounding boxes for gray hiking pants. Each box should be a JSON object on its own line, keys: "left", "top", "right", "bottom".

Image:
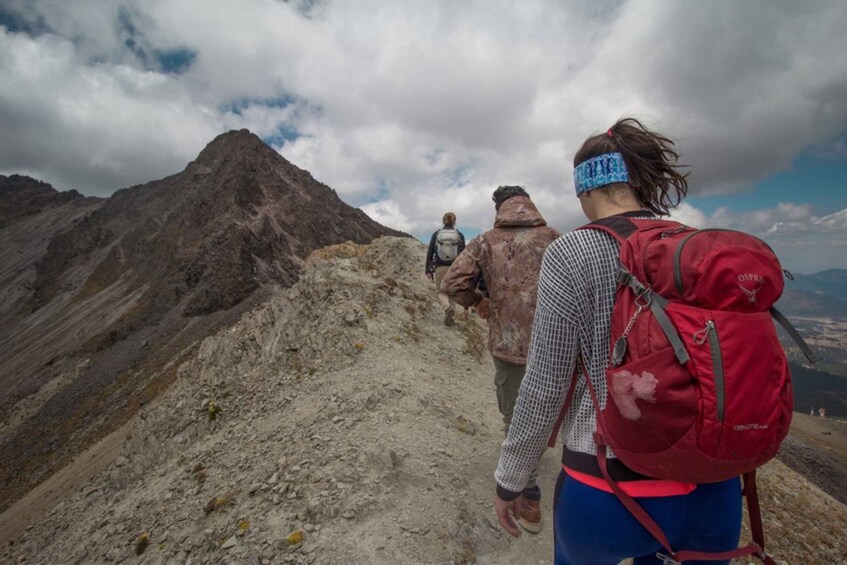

{"left": 493, "top": 356, "right": 539, "bottom": 491}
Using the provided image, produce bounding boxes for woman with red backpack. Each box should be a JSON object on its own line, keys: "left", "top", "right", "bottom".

{"left": 493, "top": 118, "right": 749, "bottom": 564}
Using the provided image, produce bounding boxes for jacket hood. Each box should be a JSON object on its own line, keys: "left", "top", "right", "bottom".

{"left": 493, "top": 195, "right": 548, "bottom": 228}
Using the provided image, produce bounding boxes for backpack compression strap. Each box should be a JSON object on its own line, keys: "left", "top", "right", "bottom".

{"left": 771, "top": 307, "right": 816, "bottom": 364}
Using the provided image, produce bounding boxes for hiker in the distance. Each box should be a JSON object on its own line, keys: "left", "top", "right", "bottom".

{"left": 442, "top": 186, "right": 559, "bottom": 533}
{"left": 426, "top": 212, "right": 466, "bottom": 326}
{"left": 493, "top": 119, "right": 743, "bottom": 564}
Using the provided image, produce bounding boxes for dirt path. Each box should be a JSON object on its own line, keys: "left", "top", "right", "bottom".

{"left": 0, "top": 421, "right": 132, "bottom": 547}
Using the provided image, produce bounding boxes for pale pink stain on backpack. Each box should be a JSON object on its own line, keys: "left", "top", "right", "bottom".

{"left": 609, "top": 370, "right": 659, "bottom": 421}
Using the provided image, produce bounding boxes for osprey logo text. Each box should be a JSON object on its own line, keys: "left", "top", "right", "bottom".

{"left": 733, "top": 423, "right": 769, "bottom": 431}
{"left": 737, "top": 273, "right": 765, "bottom": 302}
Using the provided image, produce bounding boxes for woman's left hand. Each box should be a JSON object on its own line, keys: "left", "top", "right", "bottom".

{"left": 494, "top": 495, "right": 521, "bottom": 538}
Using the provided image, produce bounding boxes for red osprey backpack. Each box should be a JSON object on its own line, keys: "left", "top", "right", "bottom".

{"left": 551, "top": 215, "right": 815, "bottom": 564}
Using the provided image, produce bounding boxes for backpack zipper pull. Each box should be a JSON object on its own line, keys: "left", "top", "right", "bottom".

{"left": 660, "top": 226, "right": 689, "bottom": 239}
{"left": 693, "top": 320, "right": 714, "bottom": 345}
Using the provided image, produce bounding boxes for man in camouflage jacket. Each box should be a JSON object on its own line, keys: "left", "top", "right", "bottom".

{"left": 442, "top": 186, "right": 560, "bottom": 533}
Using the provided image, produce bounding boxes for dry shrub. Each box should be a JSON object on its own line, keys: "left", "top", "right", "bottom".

{"left": 204, "top": 491, "right": 237, "bottom": 514}
{"left": 193, "top": 463, "right": 208, "bottom": 484}
{"left": 458, "top": 318, "right": 486, "bottom": 363}
{"left": 308, "top": 242, "right": 366, "bottom": 262}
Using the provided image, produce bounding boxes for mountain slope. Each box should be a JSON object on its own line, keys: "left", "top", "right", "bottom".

{"left": 0, "top": 131, "right": 405, "bottom": 512}
{"left": 1, "top": 237, "right": 845, "bottom": 565}
{"left": 777, "top": 289, "right": 847, "bottom": 319}
{"left": 789, "top": 270, "right": 847, "bottom": 302}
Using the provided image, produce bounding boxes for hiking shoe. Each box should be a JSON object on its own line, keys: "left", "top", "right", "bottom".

{"left": 444, "top": 306, "right": 455, "bottom": 326}
{"left": 516, "top": 497, "right": 542, "bottom": 534}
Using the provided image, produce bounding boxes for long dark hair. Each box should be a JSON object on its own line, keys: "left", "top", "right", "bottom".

{"left": 573, "top": 117, "right": 689, "bottom": 216}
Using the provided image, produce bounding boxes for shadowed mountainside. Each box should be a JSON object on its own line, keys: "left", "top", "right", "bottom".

{"left": 0, "top": 131, "right": 405, "bottom": 512}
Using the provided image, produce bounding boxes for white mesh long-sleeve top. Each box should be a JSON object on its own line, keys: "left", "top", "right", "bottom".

{"left": 495, "top": 212, "right": 660, "bottom": 495}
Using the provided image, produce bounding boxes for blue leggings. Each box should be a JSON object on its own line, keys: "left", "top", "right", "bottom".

{"left": 554, "top": 471, "right": 741, "bottom": 565}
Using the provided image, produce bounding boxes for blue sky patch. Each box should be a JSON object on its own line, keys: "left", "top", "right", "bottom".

{"left": 264, "top": 127, "right": 300, "bottom": 148}
{"left": 116, "top": 8, "right": 196, "bottom": 74}
{"left": 224, "top": 97, "right": 301, "bottom": 146}
{"left": 155, "top": 48, "right": 196, "bottom": 75}
{"left": 0, "top": 7, "right": 50, "bottom": 36}
{"left": 225, "top": 96, "right": 296, "bottom": 116}
{"left": 689, "top": 152, "right": 847, "bottom": 216}
{"left": 117, "top": 7, "right": 147, "bottom": 64}
{"left": 446, "top": 164, "right": 472, "bottom": 188}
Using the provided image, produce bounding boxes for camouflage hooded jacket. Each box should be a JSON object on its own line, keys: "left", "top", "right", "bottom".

{"left": 442, "top": 196, "right": 560, "bottom": 364}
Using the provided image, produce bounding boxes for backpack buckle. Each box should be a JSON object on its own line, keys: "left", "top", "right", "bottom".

{"left": 656, "top": 553, "right": 681, "bottom": 565}
{"left": 634, "top": 288, "right": 653, "bottom": 308}
{"left": 617, "top": 267, "right": 651, "bottom": 296}
{"left": 616, "top": 268, "right": 633, "bottom": 287}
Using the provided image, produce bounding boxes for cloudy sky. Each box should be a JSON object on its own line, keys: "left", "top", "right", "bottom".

{"left": 2, "top": 0, "right": 847, "bottom": 273}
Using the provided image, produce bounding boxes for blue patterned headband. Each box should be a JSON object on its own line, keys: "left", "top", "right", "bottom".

{"left": 574, "top": 152, "right": 629, "bottom": 196}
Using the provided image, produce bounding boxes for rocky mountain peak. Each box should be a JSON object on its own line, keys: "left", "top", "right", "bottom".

{"left": 189, "top": 129, "right": 293, "bottom": 176}
{"left": 0, "top": 132, "right": 406, "bottom": 516}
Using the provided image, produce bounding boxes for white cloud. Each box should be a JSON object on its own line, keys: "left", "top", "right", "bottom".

{"left": 815, "top": 209, "right": 847, "bottom": 233}
{"left": 668, "top": 201, "right": 847, "bottom": 272}
{"left": 360, "top": 199, "right": 413, "bottom": 234}
{"left": 1, "top": 0, "right": 847, "bottom": 265}
{"left": 667, "top": 202, "right": 707, "bottom": 228}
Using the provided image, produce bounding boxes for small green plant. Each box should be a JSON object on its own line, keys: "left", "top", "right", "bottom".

{"left": 208, "top": 401, "right": 222, "bottom": 421}
{"left": 135, "top": 533, "right": 150, "bottom": 555}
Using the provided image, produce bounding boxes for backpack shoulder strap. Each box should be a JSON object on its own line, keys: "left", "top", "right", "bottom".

{"left": 547, "top": 356, "right": 583, "bottom": 448}
{"left": 576, "top": 215, "right": 680, "bottom": 244}
{"left": 577, "top": 215, "right": 639, "bottom": 243}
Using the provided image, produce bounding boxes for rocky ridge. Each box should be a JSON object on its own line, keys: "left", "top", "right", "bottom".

{"left": 0, "top": 131, "right": 404, "bottom": 512}
{"left": 1, "top": 237, "right": 845, "bottom": 565}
